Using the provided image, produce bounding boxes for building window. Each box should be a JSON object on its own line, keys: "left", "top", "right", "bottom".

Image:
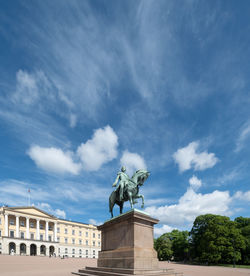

{"left": 98, "top": 241, "right": 100, "bottom": 247}
{"left": 21, "top": 232, "right": 24, "bottom": 239}
{"left": 86, "top": 249, "right": 88, "bottom": 255}
{"left": 0, "top": 218, "right": 1, "bottom": 224}
{"left": 10, "top": 219, "right": 14, "bottom": 225}
{"left": 0, "top": 230, "right": 1, "bottom": 237}
{"left": 0, "top": 243, "right": 2, "bottom": 249}
{"left": 93, "top": 241, "right": 95, "bottom": 246}
{"left": 86, "top": 240, "right": 88, "bottom": 245}
{"left": 65, "top": 238, "right": 68, "bottom": 244}
{"left": 79, "top": 231, "right": 82, "bottom": 236}
{"left": 65, "top": 248, "right": 68, "bottom": 254}
{"left": 30, "top": 233, "right": 34, "bottom": 239}
{"left": 40, "top": 234, "right": 43, "bottom": 241}
{"left": 10, "top": 230, "right": 14, "bottom": 238}
{"left": 20, "top": 220, "right": 25, "bottom": 227}
{"left": 79, "top": 249, "right": 82, "bottom": 254}
{"left": 79, "top": 239, "right": 82, "bottom": 245}
{"left": 49, "top": 235, "right": 52, "bottom": 241}
{"left": 57, "top": 236, "right": 60, "bottom": 242}
{"left": 93, "top": 233, "right": 95, "bottom": 238}
{"left": 72, "top": 248, "right": 75, "bottom": 254}
{"left": 72, "top": 238, "right": 75, "bottom": 244}
{"left": 58, "top": 248, "right": 60, "bottom": 253}
{"left": 64, "top": 228, "right": 68, "bottom": 234}
{"left": 40, "top": 223, "right": 44, "bottom": 230}
{"left": 30, "top": 222, "right": 34, "bottom": 228}
{"left": 98, "top": 233, "right": 100, "bottom": 239}
{"left": 57, "top": 227, "right": 60, "bottom": 233}
{"left": 93, "top": 250, "right": 95, "bottom": 255}
{"left": 49, "top": 225, "right": 52, "bottom": 231}
{"left": 72, "top": 229, "right": 75, "bottom": 235}
{"left": 85, "top": 232, "right": 88, "bottom": 237}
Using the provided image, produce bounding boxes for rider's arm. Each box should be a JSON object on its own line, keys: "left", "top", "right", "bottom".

{"left": 112, "top": 174, "right": 120, "bottom": 187}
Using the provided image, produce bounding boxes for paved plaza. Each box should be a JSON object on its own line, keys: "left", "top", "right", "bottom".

{"left": 0, "top": 255, "right": 250, "bottom": 276}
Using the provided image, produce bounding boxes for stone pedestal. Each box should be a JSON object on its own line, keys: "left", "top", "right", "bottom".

{"left": 73, "top": 209, "right": 183, "bottom": 276}
{"left": 97, "top": 209, "right": 159, "bottom": 270}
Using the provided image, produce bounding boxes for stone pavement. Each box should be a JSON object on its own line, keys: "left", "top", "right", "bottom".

{"left": 159, "top": 262, "right": 250, "bottom": 276}
{"left": 0, "top": 255, "right": 249, "bottom": 276}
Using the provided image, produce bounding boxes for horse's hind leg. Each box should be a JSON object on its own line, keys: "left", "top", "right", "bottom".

{"left": 109, "top": 195, "right": 115, "bottom": 218}
{"left": 119, "top": 202, "right": 124, "bottom": 214}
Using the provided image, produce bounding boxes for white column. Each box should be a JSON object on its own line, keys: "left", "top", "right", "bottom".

{"left": 16, "top": 216, "right": 20, "bottom": 238}
{"left": 54, "top": 222, "right": 57, "bottom": 242}
{"left": 36, "top": 219, "right": 40, "bottom": 240}
{"left": 26, "top": 217, "right": 30, "bottom": 239}
{"left": 4, "top": 214, "right": 8, "bottom": 236}
{"left": 45, "top": 221, "right": 49, "bottom": 241}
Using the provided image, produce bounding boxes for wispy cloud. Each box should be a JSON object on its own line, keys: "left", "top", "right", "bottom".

{"left": 235, "top": 122, "right": 250, "bottom": 152}
{"left": 36, "top": 202, "right": 66, "bottom": 219}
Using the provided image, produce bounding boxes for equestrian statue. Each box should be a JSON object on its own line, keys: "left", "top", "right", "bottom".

{"left": 109, "top": 166, "right": 150, "bottom": 218}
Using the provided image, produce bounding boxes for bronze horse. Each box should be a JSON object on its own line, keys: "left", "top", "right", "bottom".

{"left": 109, "top": 169, "right": 150, "bottom": 218}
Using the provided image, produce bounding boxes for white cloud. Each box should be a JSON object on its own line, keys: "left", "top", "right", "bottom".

{"left": 12, "top": 70, "right": 40, "bottom": 105}
{"left": 0, "top": 179, "right": 54, "bottom": 207}
{"left": 189, "top": 175, "right": 202, "bottom": 191}
{"left": 37, "top": 202, "right": 66, "bottom": 219}
{"left": 154, "top": 224, "right": 175, "bottom": 237}
{"left": 145, "top": 188, "right": 232, "bottom": 227}
{"left": 234, "top": 191, "right": 250, "bottom": 201}
{"left": 235, "top": 123, "right": 250, "bottom": 152}
{"left": 54, "top": 209, "right": 66, "bottom": 219}
{"left": 69, "top": 113, "right": 77, "bottom": 128}
{"left": 77, "top": 125, "right": 118, "bottom": 171}
{"left": 89, "top": 218, "right": 102, "bottom": 226}
{"left": 28, "top": 145, "right": 81, "bottom": 175}
{"left": 120, "top": 150, "right": 147, "bottom": 177}
{"left": 173, "top": 141, "right": 218, "bottom": 173}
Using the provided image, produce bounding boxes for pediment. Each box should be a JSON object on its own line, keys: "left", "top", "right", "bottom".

{"left": 6, "top": 206, "right": 56, "bottom": 219}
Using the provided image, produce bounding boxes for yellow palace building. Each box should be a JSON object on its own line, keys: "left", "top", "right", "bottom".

{"left": 0, "top": 206, "right": 101, "bottom": 258}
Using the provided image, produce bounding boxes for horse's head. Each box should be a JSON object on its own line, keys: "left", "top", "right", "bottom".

{"left": 131, "top": 169, "right": 150, "bottom": 186}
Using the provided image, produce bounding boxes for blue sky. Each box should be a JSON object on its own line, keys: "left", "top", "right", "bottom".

{"left": 0, "top": 0, "right": 250, "bottom": 236}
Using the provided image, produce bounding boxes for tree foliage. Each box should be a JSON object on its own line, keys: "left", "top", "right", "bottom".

{"left": 235, "top": 217, "right": 250, "bottom": 264}
{"left": 190, "top": 214, "right": 245, "bottom": 264}
{"left": 154, "top": 230, "right": 189, "bottom": 261}
{"left": 154, "top": 234, "right": 173, "bottom": 261}
{"left": 154, "top": 214, "right": 249, "bottom": 265}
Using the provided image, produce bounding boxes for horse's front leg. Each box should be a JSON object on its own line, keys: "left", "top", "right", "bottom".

{"left": 119, "top": 202, "right": 124, "bottom": 214}
{"left": 128, "top": 192, "right": 134, "bottom": 209}
{"left": 137, "top": 194, "right": 144, "bottom": 208}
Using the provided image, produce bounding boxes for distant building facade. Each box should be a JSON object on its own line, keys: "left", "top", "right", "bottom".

{"left": 0, "top": 206, "right": 101, "bottom": 258}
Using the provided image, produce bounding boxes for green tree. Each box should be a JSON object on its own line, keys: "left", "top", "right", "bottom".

{"left": 190, "top": 214, "right": 245, "bottom": 264}
{"left": 171, "top": 230, "right": 189, "bottom": 261}
{"left": 154, "top": 230, "right": 189, "bottom": 261}
{"left": 235, "top": 217, "right": 250, "bottom": 264}
{"left": 154, "top": 234, "right": 173, "bottom": 261}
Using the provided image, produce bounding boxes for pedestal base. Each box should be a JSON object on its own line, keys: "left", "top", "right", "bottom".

{"left": 73, "top": 266, "right": 182, "bottom": 276}
{"left": 73, "top": 209, "right": 183, "bottom": 276}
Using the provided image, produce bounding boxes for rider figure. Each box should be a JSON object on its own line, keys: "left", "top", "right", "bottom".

{"left": 112, "top": 166, "right": 129, "bottom": 201}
